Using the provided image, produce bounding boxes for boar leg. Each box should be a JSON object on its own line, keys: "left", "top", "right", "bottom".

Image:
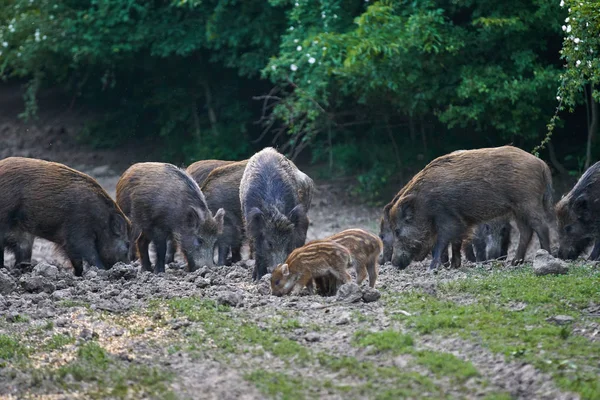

{"left": 66, "top": 240, "right": 105, "bottom": 276}
{"left": 216, "top": 239, "right": 229, "bottom": 266}
{"left": 530, "top": 219, "right": 551, "bottom": 254}
{"left": 512, "top": 219, "right": 533, "bottom": 265}
{"left": 165, "top": 238, "right": 175, "bottom": 264}
{"left": 14, "top": 237, "right": 34, "bottom": 267}
{"left": 231, "top": 245, "right": 242, "bottom": 264}
{"left": 367, "top": 256, "right": 378, "bottom": 288}
{"left": 440, "top": 247, "right": 450, "bottom": 265}
{"left": 589, "top": 239, "right": 600, "bottom": 260}
{"left": 430, "top": 225, "right": 462, "bottom": 271}
{"left": 154, "top": 238, "right": 168, "bottom": 274}
{"left": 451, "top": 241, "right": 462, "bottom": 268}
{"left": 137, "top": 233, "right": 153, "bottom": 272}
{"left": 463, "top": 242, "right": 476, "bottom": 263}
{"left": 253, "top": 253, "right": 269, "bottom": 281}
{"left": 128, "top": 226, "right": 141, "bottom": 262}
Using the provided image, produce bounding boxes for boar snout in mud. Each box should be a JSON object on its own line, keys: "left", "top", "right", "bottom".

{"left": 116, "top": 162, "right": 225, "bottom": 274}
{"left": 2, "top": 229, "right": 35, "bottom": 268}
{"left": 0, "top": 157, "right": 131, "bottom": 276}
{"left": 240, "top": 147, "right": 312, "bottom": 281}
{"left": 388, "top": 146, "right": 555, "bottom": 271}
{"left": 556, "top": 161, "right": 600, "bottom": 261}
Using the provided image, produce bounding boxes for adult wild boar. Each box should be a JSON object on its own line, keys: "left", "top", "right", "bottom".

{"left": 187, "top": 159, "right": 235, "bottom": 186}
{"left": 389, "top": 146, "right": 554, "bottom": 271}
{"left": 240, "top": 147, "right": 313, "bottom": 280}
{"left": 556, "top": 161, "right": 600, "bottom": 260}
{"left": 463, "top": 218, "right": 512, "bottom": 262}
{"left": 0, "top": 157, "right": 130, "bottom": 276}
{"left": 117, "top": 162, "right": 224, "bottom": 273}
{"left": 200, "top": 160, "right": 248, "bottom": 266}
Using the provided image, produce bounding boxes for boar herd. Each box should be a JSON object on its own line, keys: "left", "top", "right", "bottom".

{"left": 0, "top": 145, "right": 598, "bottom": 297}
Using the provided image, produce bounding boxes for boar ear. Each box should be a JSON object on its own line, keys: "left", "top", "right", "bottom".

{"left": 399, "top": 195, "right": 416, "bottom": 222}
{"left": 111, "top": 214, "right": 127, "bottom": 237}
{"left": 289, "top": 204, "right": 307, "bottom": 227}
{"left": 187, "top": 208, "right": 202, "bottom": 230}
{"left": 214, "top": 208, "right": 225, "bottom": 233}
{"left": 248, "top": 207, "right": 264, "bottom": 235}
{"left": 281, "top": 263, "right": 290, "bottom": 276}
{"left": 574, "top": 195, "right": 591, "bottom": 221}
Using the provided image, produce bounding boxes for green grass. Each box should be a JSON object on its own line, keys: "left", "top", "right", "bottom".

{"left": 44, "top": 333, "right": 75, "bottom": 351}
{"left": 383, "top": 265, "right": 600, "bottom": 398}
{"left": 0, "top": 334, "right": 29, "bottom": 360}
{"left": 245, "top": 370, "right": 310, "bottom": 400}
{"left": 354, "top": 330, "right": 414, "bottom": 353}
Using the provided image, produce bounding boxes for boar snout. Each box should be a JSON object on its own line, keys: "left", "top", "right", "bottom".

{"left": 391, "top": 250, "right": 411, "bottom": 270}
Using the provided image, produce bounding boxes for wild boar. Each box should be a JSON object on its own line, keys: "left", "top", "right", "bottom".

{"left": 199, "top": 160, "right": 248, "bottom": 265}
{"left": 463, "top": 218, "right": 512, "bottom": 262}
{"left": 0, "top": 157, "right": 130, "bottom": 276}
{"left": 116, "top": 162, "right": 224, "bottom": 273}
{"left": 388, "top": 146, "right": 554, "bottom": 271}
{"left": 240, "top": 148, "right": 312, "bottom": 280}
{"left": 2, "top": 229, "right": 35, "bottom": 268}
{"left": 186, "top": 159, "right": 235, "bottom": 187}
{"left": 271, "top": 241, "right": 352, "bottom": 296}
{"left": 311, "top": 229, "right": 382, "bottom": 292}
{"left": 556, "top": 161, "right": 600, "bottom": 260}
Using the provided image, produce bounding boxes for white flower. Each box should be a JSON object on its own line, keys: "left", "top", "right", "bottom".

{"left": 307, "top": 80, "right": 311, "bottom": 83}
{"left": 295, "top": 2, "right": 299, "bottom": 6}
{"left": 588, "top": 61, "right": 592, "bottom": 68}
{"left": 556, "top": 96, "right": 561, "bottom": 100}
{"left": 322, "top": 47, "right": 327, "bottom": 51}
{"left": 271, "top": 65, "right": 277, "bottom": 71}
{"left": 565, "top": 17, "right": 569, "bottom": 23}
{"left": 575, "top": 46, "right": 579, "bottom": 50}
{"left": 294, "top": 39, "right": 299, "bottom": 43}
{"left": 568, "top": 8, "right": 571, "bottom": 12}
{"left": 296, "top": 45, "right": 302, "bottom": 51}
{"left": 333, "top": 14, "right": 338, "bottom": 19}
{"left": 306, "top": 53, "right": 310, "bottom": 57}
{"left": 17, "top": 52, "right": 21, "bottom": 57}
{"left": 321, "top": 12, "right": 326, "bottom": 18}
{"left": 567, "top": 25, "right": 572, "bottom": 33}
{"left": 560, "top": 0, "right": 564, "bottom": 6}
{"left": 290, "top": 64, "right": 298, "bottom": 71}
{"left": 591, "top": 48, "right": 594, "bottom": 53}
{"left": 2, "top": 42, "right": 7, "bottom": 47}
{"left": 289, "top": 26, "right": 294, "bottom": 31}
{"left": 562, "top": 25, "right": 567, "bottom": 31}
{"left": 308, "top": 57, "right": 316, "bottom": 64}
{"left": 42, "top": 35, "right": 47, "bottom": 40}
{"left": 574, "top": 37, "right": 580, "bottom": 43}
{"left": 9, "top": 24, "right": 15, "bottom": 33}
{"left": 576, "top": 60, "right": 581, "bottom": 67}
{"left": 313, "top": 40, "right": 318, "bottom": 44}
{"left": 50, "top": 15, "right": 54, "bottom": 20}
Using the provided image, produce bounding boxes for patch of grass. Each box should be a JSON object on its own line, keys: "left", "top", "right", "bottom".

{"left": 354, "top": 330, "right": 414, "bottom": 354}
{"left": 384, "top": 265, "right": 600, "bottom": 398}
{"left": 245, "top": 370, "right": 309, "bottom": 400}
{"left": 275, "top": 318, "right": 302, "bottom": 331}
{"left": 43, "top": 320, "right": 54, "bottom": 330}
{"left": 44, "top": 333, "right": 75, "bottom": 351}
{"left": 0, "top": 334, "right": 29, "bottom": 360}
{"left": 415, "top": 351, "right": 479, "bottom": 383}
{"left": 9, "top": 314, "right": 30, "bottom": 323}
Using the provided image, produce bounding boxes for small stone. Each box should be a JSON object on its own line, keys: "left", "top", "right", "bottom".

{"left": 108, "top": 263, "right": 138, "bottom": 281}
{"left": 195, "top": 277, "right": 211, "bottom": 288}
{"left": 170, "top": 319, "right": 192, "bottom": 330}
{"left": 336, "top": 312, "right": 351, "bottom": 326}
{"left": 305, "top": 332, "right": 321, "bottom": 342}
{"left": 546, "top": 315, "right": 575, "bottom": 325}
{"left": 217, "top": 291, "right": 243, "bottom": 307}
{"left": 362, "top": 288, "right": 381, "bottom": 303}
{"left": 52, "top": 288, "right": 72, "bottom": 300}
{"left": 0, "top": 270, "right": 16, "bottom": 295}
{"left": 20, "top": 276, "right": 55, "bottom": 293}
{"left": 79, "top": 328, "right": 99, "bottom": 341}
{"left": 56, "top": 318, "right": 69, "bottom": 327}
{"left": 533, "top": 250, "right": 569, "bottom": 276}
{"left": 33, "top": 262, "right": 59, "bottom": 279}
{"left": 197, "top": 266, "right": 211, "bottom": 277}
{"left": 336, "top": 283, "right": 362, "bottom": 303}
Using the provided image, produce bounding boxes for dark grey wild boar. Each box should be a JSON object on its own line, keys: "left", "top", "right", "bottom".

{"left": 0, "top": 157, "right": 130, "bottom": 276}
{"left": 240, "top": 147, "right": 313, "bottom": 281}
{"left": 187, "top": 159, "right": 235, "bottom": 187}
{"left": 3, "top": 229, "right": 34, "bottom": 268}
{"left": 116, "top": 162, "right": 225, "bottom": 273}
{"left": 556, "top": 161, "right": 600, "bottom": 260}
{"left": 388, "top": 146, "right": 554, "bottom": 271}
{"left": 463, "top": 218, "right": 512, "bottom": 262}
{"left": 199, "top": 160, "right": 248, "bottom": 265}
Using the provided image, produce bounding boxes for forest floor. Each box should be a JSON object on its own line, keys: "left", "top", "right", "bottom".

{"left": 1, "top": 88, "right": 599, "bottom": 400}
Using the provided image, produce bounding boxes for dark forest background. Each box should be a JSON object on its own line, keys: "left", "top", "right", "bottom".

{"left": 1, "top": 0, "right": 598, "bottom": 201}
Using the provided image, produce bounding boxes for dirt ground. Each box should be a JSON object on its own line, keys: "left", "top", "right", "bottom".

{"left": 1, "top": 90, "right": 598, "bottom": 399}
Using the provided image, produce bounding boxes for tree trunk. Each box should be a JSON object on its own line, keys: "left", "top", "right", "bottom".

{"left": 585, "top": 84, "right": 598, "bottom": 169}
{"left": 547, "top": 141, "right": 569, "bottom": 177}
{"left": 420, "top": 117, "right": 428, "bottom": 154}
{"left": 203, "top": 82, "right": 219, "bottom": 137}
{"left": 409, "top": 115, "right": 416, "bottom": 143}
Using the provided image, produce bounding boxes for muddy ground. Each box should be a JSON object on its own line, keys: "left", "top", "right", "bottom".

{"left": 1, "top": 92, "right": 598, "bottom": 399}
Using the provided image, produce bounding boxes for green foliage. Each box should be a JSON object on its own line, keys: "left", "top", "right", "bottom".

{"left": 0, "top": 334, "right": 28, "bottom": 360}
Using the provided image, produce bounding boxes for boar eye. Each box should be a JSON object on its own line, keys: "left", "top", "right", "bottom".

{"left": 394, "top": 229, "right": 401, "bottom": 238}
{"left": 194, "top": 238, "right": 203, "bottom": 248}
{"left": 275, "top": 279, "right": 281, "bottom": 286}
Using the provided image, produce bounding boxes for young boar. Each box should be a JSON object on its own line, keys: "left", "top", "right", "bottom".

{"left": 312, "top": 228, "right": 382, "bottom": 290}
{"left": 389, "top": 146, "right": 554, "bottom": 271}
{"left": 116, "top": 162, "right": 225, "bottom": 273}
{"left": 240, "top": 148, "right": 313, "bottom": 280}
{"left": 556, "top": 161, "right": 600, "bottom": 260}
{"left": 271, "top": 241, "right": 352, "bottom": 296}
{"left": 199, "top": 160, "right": 248, "bottom": 265}
{"left": 0, "top": 157, "right": 130, "bottom": 276}
{"left": 186, "top": 160, "right": 235, "bottom": 187}
{"left": 463, "top": 218, "right": 512, "bottom": 262}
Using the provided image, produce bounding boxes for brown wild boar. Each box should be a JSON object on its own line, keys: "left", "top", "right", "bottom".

{"left": 388, "top": 146, "right": 554, "bottom": 271}
{"left": 240, "top": 148, "right": 313, "bottom": 280}
{"left": 199, "top": 160, "right": 248, "bottom": 265}
{"left": 556, "top": 161, "right": 600, "bottom": 260}
{"left": 116, "top": 162, "right": 224, "bottom": 273}
{"left": 0, "top": 157, "right": 130, "bottom": 276}
{"left": 311, "top": 229, "right": 382, "bottom": 291}
{"left": 186, "top": 159, "right": 236, "bottom": 187}
{"left": 463, "top": 218, "right": 512, "bottom": 262}
{"left": 271, "top": 241, "right": 352, "bottom": 296}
